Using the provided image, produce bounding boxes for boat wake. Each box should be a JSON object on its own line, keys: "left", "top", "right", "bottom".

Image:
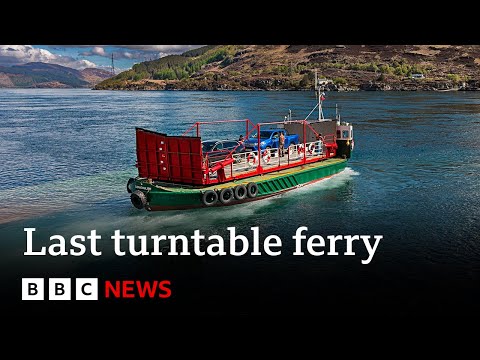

{"left": 289, "top": 167, "right": 359, "bottom": 195}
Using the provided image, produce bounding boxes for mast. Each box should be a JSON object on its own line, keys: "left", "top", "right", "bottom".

{"left": 304, "top": 70, "right": 325, "bottom": 121}
{"left": 111, "top": 54, "right": 115, "bottom": 76}
{"left": 315, "top": 69, "right": 324, "bottom": 121}
{"left": 319, "top": 90, "right": 322, "bottom": 121}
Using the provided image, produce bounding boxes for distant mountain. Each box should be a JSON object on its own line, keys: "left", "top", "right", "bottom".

{"left": 0, "top": 62, "right": 112, "bottom": 88}
{"left": 95, "top": 45, "right": 480, "bottom": 91}
{"left": 80, "top": 68, "right": 113, "bottom": 85}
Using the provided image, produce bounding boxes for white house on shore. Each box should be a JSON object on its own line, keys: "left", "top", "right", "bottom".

{"left": 411, "top": 73, "right": 425, "bottom": 79}
{"left": 317, "top": 78, "right": 333, "bottom": 85}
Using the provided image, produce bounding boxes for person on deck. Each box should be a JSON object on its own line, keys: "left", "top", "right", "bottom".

{"left": 279, "top": 132, "right": 285, "bottom": 157}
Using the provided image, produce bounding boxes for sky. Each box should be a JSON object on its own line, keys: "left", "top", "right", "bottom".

{"left": 0, "top": 45, "right": 203, "bottom": 72}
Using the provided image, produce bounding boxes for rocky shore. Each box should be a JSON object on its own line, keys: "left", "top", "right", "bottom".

{"left": 98, "top": 78, "right": 480, "bottom": 91}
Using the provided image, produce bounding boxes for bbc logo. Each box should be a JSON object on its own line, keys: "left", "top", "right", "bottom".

{"left": 22, "top": 278, "right": 98, "bottom": 300}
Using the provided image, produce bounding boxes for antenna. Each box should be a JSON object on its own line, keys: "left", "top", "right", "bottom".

{"left": 111, "top": 54, "right": 115, "bottom": 76}
{"left": 315, "top": 69, "right": 325, "bottom": 121}
{"left": 304, "top": 69, "right": 324, "bottom": 121}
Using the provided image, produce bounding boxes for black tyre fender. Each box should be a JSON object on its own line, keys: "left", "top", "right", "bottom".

{"left": 131, "top": 190, "right": 147, "bottom": 209}
{"left": 247, "top": 182, "right": 258, "bottom": 198}
{"left": 202, "top": 190, "right": 218, "bottom": 206}
{"left": 234, "top": 184, "right": 247, "bottom": 200}
{"left": 127, "top": 178, "right": 136, "bottom": 193}
{"left": 219, "top": 188, "right": 234, "bottom": 205}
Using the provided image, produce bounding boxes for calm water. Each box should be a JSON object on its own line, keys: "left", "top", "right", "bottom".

{"left": 0, "top": 89, "right": 479, "bottom": 316}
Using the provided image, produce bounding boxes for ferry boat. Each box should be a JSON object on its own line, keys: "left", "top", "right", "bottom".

{"left": 127, "top": 91, "right": 354, "bottom": 211}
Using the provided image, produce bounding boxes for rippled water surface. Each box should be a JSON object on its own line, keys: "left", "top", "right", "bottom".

{"left": 0, "top": 89, "right": 479, "bottom": 315}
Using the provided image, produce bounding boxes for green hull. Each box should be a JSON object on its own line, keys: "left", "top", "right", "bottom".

{"left": 129, "top": 158, "right": 347, "bottom": 211}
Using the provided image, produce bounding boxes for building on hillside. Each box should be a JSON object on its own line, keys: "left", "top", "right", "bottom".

{"left": 411, "top": 73, "right": 425, "bottom": 79}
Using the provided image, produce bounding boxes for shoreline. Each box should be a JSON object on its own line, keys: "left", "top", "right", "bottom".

{"left": 1, "top": 87, "right": 479, "bottom": 92}
{"left": 92, "top": 79, "right": 480, "bottom": 92}
{"left": 90, "top": 87, "right": 480, "bottom": 92}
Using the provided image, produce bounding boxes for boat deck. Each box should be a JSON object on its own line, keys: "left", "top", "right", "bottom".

{"left": 208, "top": 148, "right": 332, "bottom": 183}
{"left": 230, "top": 151, "right": 318, "bottom": 174}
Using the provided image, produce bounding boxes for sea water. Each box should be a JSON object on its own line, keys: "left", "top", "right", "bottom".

{"left": 0, "top": 89, "right": 479, "bottom": 315}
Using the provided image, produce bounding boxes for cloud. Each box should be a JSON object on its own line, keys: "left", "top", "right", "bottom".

{"left": 0, "top": 45, "right": 205, "bottom": 71}
{"left": 80, "top": 46, "right": 106, "bottom": 57}
{"left": 79, "top": 46, "right": 156, "bottom": 61}
{"left": 78, "top": 45, "right": 204, "bottom": 61}
{"left": 118, "top": 46, "right": 205, "bottom": 61}
{"left": 61, "top": 45, "right": 203, "bottom": 53}
{"left": 0, "top": 45, "right": 98, "bottom": 69}
{"left": 119, "top": 45, "right": 203, "bottom": 53}
{"left": 116, "top": 51, "right": 150, "bottom": 60}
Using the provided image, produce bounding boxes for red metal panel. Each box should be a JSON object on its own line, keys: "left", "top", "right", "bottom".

{"left": 168, "top": 137, "right": 181, "bottom": 182}
{"left": 167, "top": 136, "right": 203, "bottom": 185}
{"left": 135, "top": 128, "right": 203, "bottom": 185}
{"left": 157, "top": 135, "right": 169, "bottom": 179}
{"left": 136, "top": 129, "right": 148, "bottom": 178}
{"left": 180, "top": 138, "right": 191, "bottom": 180}
{"left": 146, "top": 132, "right": 159, "bottom": 178}
{"left": 136, "top": 128, "right": 170, "bottom": 179}
{"left": 189, "top": 137, "right": 203, "bottom": 185}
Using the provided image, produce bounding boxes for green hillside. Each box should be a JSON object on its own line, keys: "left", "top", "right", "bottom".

{"left": 96, "top": 45, "right": 238, "bottom": 89}
{"left": 95, "top": 45, "right": 480, "bottom": 91}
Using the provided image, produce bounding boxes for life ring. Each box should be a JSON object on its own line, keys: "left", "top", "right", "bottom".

{"left": 131, "top": 190, "right": 147, "bottom": 209}
{"left": 247, "top": 152, "right": 257, "bottom": 166}
{"left": 219, "top": 188, "right": 234, "bottom": 205}
{"left": 307, "top": 142, "right": 316, "bottom": 155}
{"left": 127, "top": 178, "right": 135, "bottom": 193}
{"left": 234, "top": 185, "right": 247, "bottom": 200}
{"left": 247, "top": 182, "right": 258, "bottom": 198}
{"left": 202, "top": 190, "right": 218, "bottom": 206}
{"left": 297, "top": 143, "right": 304, "bottom": 154}
{"left": 262, "top": 149, "right": 271, "bottom": 164}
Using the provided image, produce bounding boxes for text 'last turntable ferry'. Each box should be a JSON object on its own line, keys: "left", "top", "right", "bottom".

{"left": 127, "top": 90, "right": 354, "bottom": 211}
